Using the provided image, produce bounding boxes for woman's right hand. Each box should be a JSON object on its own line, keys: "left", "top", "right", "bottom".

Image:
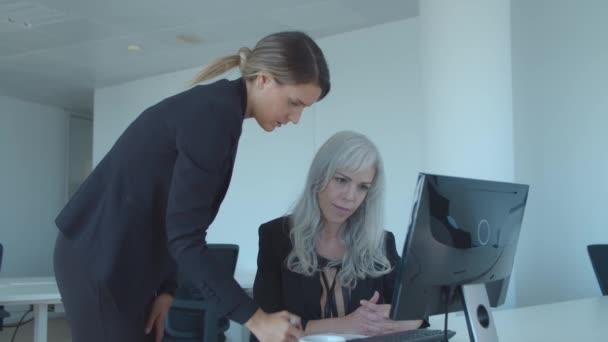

{"left": 246, "top": 308, "right": 303, "bottom": 342}
{"left": 338, "top": 291, "right": 391, "bottom": 336}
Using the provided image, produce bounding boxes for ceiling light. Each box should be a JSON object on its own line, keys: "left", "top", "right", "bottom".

{"left": 127, "top": 44, "right": 143, "bottom": 52}
{"left": 175, "top": 34, "right": 202, "bottom": 45}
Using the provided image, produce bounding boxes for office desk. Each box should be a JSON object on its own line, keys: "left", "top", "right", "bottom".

{"left": 428, "top": 296, "right": 608, "bottom": 341}
{"left": 0, "top": 277, "right": 61, "bottom": 342}
{"left": 0, "top": 272, "right": 256, "bottom": 342}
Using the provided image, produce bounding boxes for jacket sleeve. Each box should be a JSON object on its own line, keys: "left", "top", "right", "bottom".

{"left": 158, "top": 270, "right": 177, "bottom": 296}
{"left": 253, "top": 223, "right": 286, "bottom": 314}
{"left": 165, "top": 103, "right": 257, "bottom": 324}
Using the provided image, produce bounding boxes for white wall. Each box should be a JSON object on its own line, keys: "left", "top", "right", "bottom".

{"left": 0, "top": 95, "right": 68, "bottom": 277}
{"left": 93, "top": 19, "right": 423, "bottom": 279}
{"left": 67, "top": 116, "right": 93, "bottom": 198}
{"left": 418, "top": 0, "right": 519, "bottom": 309}
{"left": 512, "top": 0, "right": 608, "bottom": 306}
{"left": 315, "top": 19, "right": 424, "bottom": 252}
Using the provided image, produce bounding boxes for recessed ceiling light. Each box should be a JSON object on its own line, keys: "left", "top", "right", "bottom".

{"left": 176, "top": 34, "right": 202, "bottom": 45}
{"left": 127, "top": 44, "right": 143, "bottom": 52}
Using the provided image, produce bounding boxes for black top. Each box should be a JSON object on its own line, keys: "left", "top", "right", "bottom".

{"left": 55, "top": 78, "right": 258, "bottom": 323}
{"left": 253, "top": 216, "right": 401, "bottom": 329}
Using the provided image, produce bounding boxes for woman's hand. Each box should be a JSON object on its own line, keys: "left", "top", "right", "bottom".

{"left": 360, "top": 294, "right": 423, "bottom": 334}
{"left": 338, "top": 291, "right": 391, "bottom": 336}
{"left": 359, "top": 293, "right": 392, "bottom": 321}
{"left": 145, "top": 293, "right": 173, "bottom": 342}
{"left": 304, "top": 291, "right": 423, "bottom": 336}
{"left": 246, "top": 308, "right": 303, "bottom": 342}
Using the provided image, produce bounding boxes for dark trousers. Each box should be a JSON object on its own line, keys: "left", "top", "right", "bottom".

{"left": 54, "top": 233, "right": 155, "bottom": 342}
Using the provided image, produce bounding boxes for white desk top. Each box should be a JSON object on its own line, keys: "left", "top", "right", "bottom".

{"left": 0, "top": 277, "right": 61, "bottom": 305}
{"left": 428, "top": 296, "right": 608, "bottom": 341}
{"left": 0, "top": 270, "right": 256, "bottom": 306}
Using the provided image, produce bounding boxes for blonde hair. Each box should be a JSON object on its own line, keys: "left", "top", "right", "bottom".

{"left": 191, "top": 31, "right": 330, "bottom": 99}
{"left": 286, "top": 131, "right": 391, "bottom": 288}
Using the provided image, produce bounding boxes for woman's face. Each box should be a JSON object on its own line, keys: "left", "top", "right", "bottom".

{"left": 317, "top": 165, "right": 376, "bottom": 227}
{"left": 249, "top": 74, "right": 321, "bottom": 132}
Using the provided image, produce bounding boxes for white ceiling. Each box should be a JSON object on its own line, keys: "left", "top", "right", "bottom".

{"left": 0, "top": 0, "right": 418, "bottom": 114}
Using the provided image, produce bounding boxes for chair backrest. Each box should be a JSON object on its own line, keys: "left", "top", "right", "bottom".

{"left": 206, "top": 244, "right": 238, "bottom": 278}
{"left": 173, "top": 244, "right": 239, "bottom": 300}
{"left": 164, "top": 244, "right": 240, "bottom": 342}
{"left": 587, "top": 244, "right": 608, "bottom": 296}
{"left": 0, "top": 243, "right": 9, "bottom": 326}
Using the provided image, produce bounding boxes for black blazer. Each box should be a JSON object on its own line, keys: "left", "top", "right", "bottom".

{"left": 55, "top": 78, "right": 257, "bottom": 323}
{"left": 253, "top": 216, "right": 401, "bottom": 328}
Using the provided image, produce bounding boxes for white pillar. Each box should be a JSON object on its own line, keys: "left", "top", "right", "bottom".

{"left": 420, "top": 0, "right": 514, "bottom": 182}
{"left": 419, "top": 0, "right": 518, "bottom": 307}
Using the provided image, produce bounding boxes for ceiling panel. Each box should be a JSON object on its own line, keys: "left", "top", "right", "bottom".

{"left": 146, "top": 0, "right": 331, "bottom": 24}
{"left": 0, "top": 52, "right": 95, "bottom": 84}
{"left": 39, "top": 34, "right": 176, "bottom": 70}
{"left": 339, "top": 0, "right": 419, "bottom": 23}
{"left": 147, "top": 15, "right": 293, "bottom": 47}
{"left": 38, "top": 0, "right": 199, "bottom": 33}
{"left": 270, "top": 1, "right": 368, "bottom": 32}
{"left": 0, "top": 0, "right": 70, "bottom": 28}
{"left": 92, "top": 40, "right": 247, "bottom": 85}
{"left": 0, "top": 29, "right": 61, "bottom": 57}
{"left": 32, "top": 18, "right": 126, "bottom": 45}
{"left": 0, "top": 0, "right": 419, "bottom": 113}
{"left": 0, "top": 69, "right": 93, "bottom": 113}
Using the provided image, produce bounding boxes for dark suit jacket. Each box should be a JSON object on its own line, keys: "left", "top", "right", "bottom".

{"left": 253, "top": 216, "right": 402, "bottom": 329}
{"left": 55, "top": 78, "right": 257, "bottom": 323}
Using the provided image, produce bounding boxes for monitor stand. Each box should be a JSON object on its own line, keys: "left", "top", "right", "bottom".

{"left": 460, "top": 283, "right": 499, "bottom": 342}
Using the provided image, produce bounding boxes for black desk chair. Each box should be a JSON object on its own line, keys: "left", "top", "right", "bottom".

{"left": 164, "top": 244, "right": 239, "bottom": 342}
{"left": 0, "top": 243, "right": 11, "bottom": 331}
{"left": 587, "top": 244, "right": 608, "bottom": 296}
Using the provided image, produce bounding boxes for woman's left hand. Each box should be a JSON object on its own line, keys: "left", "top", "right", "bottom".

{"left": 359, "top": 297, "right": 391, "bottom": 318}
{"left": 145, "top": 293, "right": 173, "bottom": 342}
{"left": 360, "top": 294, "right": 423, "bottom": 333}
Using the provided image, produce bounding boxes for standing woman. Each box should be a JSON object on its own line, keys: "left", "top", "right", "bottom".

{"left": 53, "top": 31, "right": 330, "bottom": 342}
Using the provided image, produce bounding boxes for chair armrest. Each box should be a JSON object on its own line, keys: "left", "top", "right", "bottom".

{"left": 164, "top": 299, "right": 219, "bottom": 340}
{"left": 0, "top": 306, "right": 10, "bottom": 332}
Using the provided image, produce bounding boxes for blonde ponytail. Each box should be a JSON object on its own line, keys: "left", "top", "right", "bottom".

{"left": 190, "top": 47, "right": 251, "bottom": 85}
{"left": 190, "top": 31, "right": 330, "bottom": 100}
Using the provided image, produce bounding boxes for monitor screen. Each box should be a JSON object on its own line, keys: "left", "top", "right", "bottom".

{"left": 390, "top": 173, "right": 529, "bottom": 320}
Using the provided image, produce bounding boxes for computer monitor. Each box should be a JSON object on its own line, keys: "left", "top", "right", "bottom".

{"left": 390, "top": 173, "right": 529, "bottom": 341}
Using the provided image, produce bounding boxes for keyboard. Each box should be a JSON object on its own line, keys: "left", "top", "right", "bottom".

{"left": 349, "top": 329, "right": 456, "bottom": 342}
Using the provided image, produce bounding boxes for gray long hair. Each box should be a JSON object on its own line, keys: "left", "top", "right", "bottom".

{"left": 286, "top": 131, "right": 391, "bottom": 288}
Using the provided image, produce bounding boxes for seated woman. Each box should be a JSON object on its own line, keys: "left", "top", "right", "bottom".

{"left": 253, "top": 130, "right": 426, "bottom": 337}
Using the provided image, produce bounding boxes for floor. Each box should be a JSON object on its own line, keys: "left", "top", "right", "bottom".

{"left": 0, "top": 317, "right": 248, "bottom": 342}
{"left": 0, "top": 318, "right": 71, "bottom": 342}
